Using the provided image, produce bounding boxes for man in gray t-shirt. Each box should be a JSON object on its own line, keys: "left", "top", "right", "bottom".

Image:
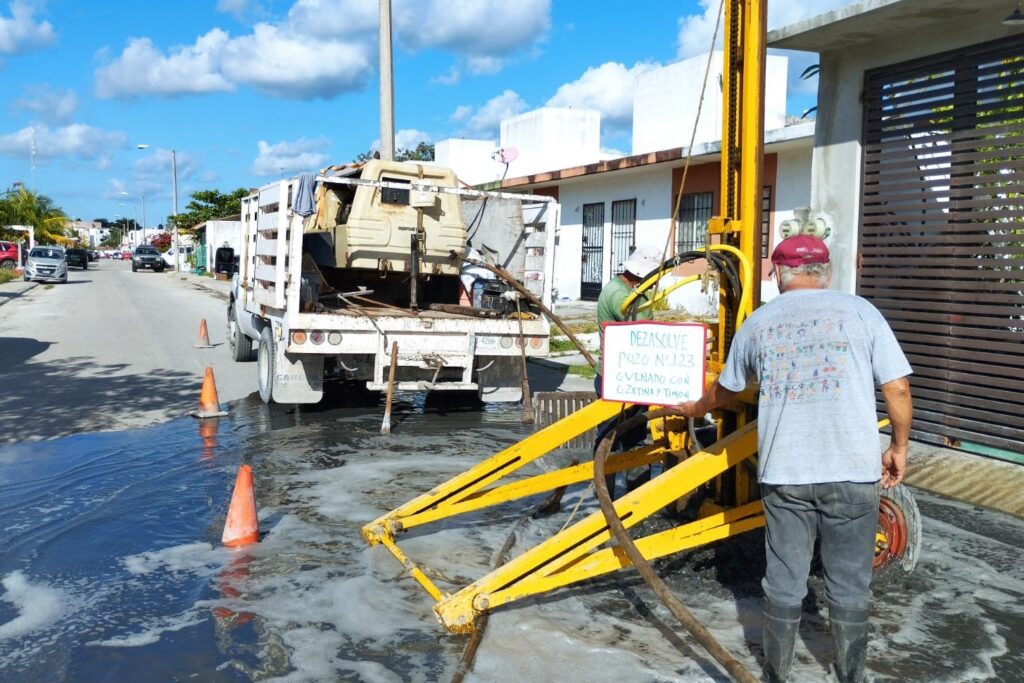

{"left": 677, "top": 235, "right": 913, "bottom": 683}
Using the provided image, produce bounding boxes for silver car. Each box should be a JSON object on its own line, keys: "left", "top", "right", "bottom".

{"left": 24, "top": 246, "right": 68, "bottom": 283}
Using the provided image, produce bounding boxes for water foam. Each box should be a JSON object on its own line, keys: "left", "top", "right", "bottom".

{"left": 0, "top": 571, "right": 66, "bottom": 640}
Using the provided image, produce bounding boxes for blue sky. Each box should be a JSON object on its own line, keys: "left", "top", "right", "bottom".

{"left": 0, "top": 0, "right": 844, "bottom": 227}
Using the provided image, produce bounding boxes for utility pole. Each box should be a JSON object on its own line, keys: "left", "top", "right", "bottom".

{"left": 378, "top": 0, "right": 395, "bottom": 161}
{"left": 172, "top": 149, "right": 179, "bottom": 272}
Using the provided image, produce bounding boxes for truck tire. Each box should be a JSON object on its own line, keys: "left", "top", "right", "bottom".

{"left": 228, "top": 302, "right": 253, "bottom": 362}
{"left": 258, "top": 327, "right": 276, "bottom": 404}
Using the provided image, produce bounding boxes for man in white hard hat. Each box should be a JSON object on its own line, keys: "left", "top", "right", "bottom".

{"left": 594, "top": 244, "right": 664, "bottom": 496}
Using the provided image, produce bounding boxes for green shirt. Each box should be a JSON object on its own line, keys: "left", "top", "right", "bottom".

{"left": 597, "top": 276, "right": 653, "bottom": 327}
{"left": 596, "top": 276, "right": 653, "bottom": 361}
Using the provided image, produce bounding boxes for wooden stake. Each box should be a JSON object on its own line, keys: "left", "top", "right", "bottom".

{"left": 381, "top": 341, "right": 399, "bottom": 435}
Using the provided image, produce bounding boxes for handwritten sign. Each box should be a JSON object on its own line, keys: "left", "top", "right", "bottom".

{"left": 601, "top": 322, "right": 707, "bottom": 405}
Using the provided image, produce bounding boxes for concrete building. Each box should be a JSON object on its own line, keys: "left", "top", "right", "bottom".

{"left": 632, "top": 51, "right": 788, "bottom": 154}
{"left": 66, "top": 220, "right": 109, "bottom": 248}
{"left": 769, "top": 0, "right": 1024, "bottom": 461}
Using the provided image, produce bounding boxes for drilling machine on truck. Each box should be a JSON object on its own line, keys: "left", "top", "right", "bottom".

{"left": 362, "top": 0, "right": 920, "bottom": 673}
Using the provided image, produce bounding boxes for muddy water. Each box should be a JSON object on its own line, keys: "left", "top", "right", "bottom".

{"left": 0, "top": 393, "right": 1022, "bottom": 681}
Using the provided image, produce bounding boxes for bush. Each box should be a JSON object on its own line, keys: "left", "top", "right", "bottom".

{"left": 0, "top": 270, "right": 15, "bottom": 284}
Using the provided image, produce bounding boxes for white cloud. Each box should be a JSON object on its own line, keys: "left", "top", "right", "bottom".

{"left": 430, "top": 65, "right": 461, "bottom": 86}
{"left": 676, "top": 0, "right": 850, "bottom": 59}
{"left": 546, "top": 61, "right": 658, "bottom": 134}
{"left": 12, "top": 85, "right": 78, "bottom": 124}
{"left": 95, "top": 0, "right": 550, "bottom": 101}
{"left": 216, "top": 0, "right": 268, "bottom": 21}
{"left": 286, "top": 0, "right": 378, "bottom": 39}
{"left": 220, "top": 23, "right": 372, "bottom": 99}
{"left": 449, "top": 105, "right": 473, "bottom": 123}
{"left": 95, "top": 20, "right": 372, "bottom": 100}
{"left": 395, "top": 129, "right": 432, "bottom": 151}
{"left": 453, "top": 90, "right": 528, "bottom": 139}
{"left": 0, "top": 123, "right": 126, "bottom": 160}
{"left": 251, "top": 136, "right": 330, "bottom": 176}
{"left": 95, "top": 32, "right": 234, "bottom": 98}
{"left": 396, "top": 0, "right": 550, "bottom": 58}
{"left": 0, "top": 0, "right": 55, "bottom": 55}
{"left": 134, "top": 148, "right": 201, "bottom": 188}
{"left": 465, "top": 56, "right": 506, "bottom": 76}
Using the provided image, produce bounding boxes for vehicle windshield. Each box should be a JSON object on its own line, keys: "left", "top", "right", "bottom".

{"left": 30, "top": 248, "right": 64, "bottom": 259}
{"left": 136, "top": 247, "right": 157, "bottom": 255}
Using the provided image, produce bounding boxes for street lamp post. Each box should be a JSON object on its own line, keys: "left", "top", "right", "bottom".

{"left": 137, "top": 144, "right": 179, "bottom": 271}
{"left": 118, "top": 201, "right": 137, "bottom": 246}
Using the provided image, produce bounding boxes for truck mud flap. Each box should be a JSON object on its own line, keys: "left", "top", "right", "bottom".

{"left": 274, "top": 353, "right": 324, "bottom": 404}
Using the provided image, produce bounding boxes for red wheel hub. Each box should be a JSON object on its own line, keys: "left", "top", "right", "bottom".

{"left": 874, "top": 496, "right": 909, "bottom": 569}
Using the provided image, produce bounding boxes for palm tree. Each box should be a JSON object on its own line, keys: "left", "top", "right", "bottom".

{"left": 0, "top": 186, "right": 70, "bottom": 245}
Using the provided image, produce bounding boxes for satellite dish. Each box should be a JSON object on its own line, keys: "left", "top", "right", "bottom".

{"left": 498, "top": 147, "right": 519, "bottom": 164}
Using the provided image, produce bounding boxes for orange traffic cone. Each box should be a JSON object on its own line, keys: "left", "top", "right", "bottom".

{"left": 193, "top": 319, "right": 213, "bottom": 348}
{"left": 190, "top": 366, "right": 229, "bottom": 418}
{"left": 222, "top": 464, "right": 259, "bottom": 547}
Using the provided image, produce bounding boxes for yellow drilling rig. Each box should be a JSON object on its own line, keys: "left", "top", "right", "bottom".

{"left": 361, "top": 0, "right": 920, "bottom": 667}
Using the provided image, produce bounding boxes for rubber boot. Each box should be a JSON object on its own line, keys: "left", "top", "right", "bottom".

{"left": 763, "top": 601, "right": 801, "bottom": 682}
{"left": 829, "top": 605, "right": 870, "bottom": 683}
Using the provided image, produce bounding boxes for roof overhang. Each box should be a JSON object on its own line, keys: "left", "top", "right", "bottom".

{"left": 493, "top": 122, "right": 815, "bottom": 191}
{"left": 768, "top": 0, "right": 1012, "bottom": 52}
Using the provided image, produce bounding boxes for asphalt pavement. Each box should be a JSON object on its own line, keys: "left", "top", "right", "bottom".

{"left": 0, "top": 260, "right": 258, "bottom": 443}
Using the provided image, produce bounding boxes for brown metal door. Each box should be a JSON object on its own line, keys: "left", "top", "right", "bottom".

{"left": 859, "top": 34, "right": 1024, "bottom": 461}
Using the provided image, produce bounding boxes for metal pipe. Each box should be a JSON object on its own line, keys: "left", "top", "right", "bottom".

{"left": 378, "top": 0, "right": 395, "bottom": 161}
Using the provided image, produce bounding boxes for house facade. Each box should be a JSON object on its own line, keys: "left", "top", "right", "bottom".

{"left": 769, "top": 0, "right": 1024, "bottom": 460}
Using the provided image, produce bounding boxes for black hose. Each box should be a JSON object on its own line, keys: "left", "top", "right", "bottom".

{"left": 593, "top": 408, "right": 760, "bottom": 683}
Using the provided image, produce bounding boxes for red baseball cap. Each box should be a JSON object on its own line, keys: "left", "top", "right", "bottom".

{"left": 771, "top": 235, "right": 830, "bottom": 267}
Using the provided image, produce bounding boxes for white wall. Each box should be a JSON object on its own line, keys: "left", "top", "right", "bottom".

{"left": 500, "top": 108, "right": 602, "bottom": 179}
{"left": 633, "top": 52, "right": 788, "bottom": 155}
{"left": 205, "top": 220, "right": 243, "bottom": 272}
{"left": 435, "top": 138, "right": 500, "bottom": 186}
{"left": 553, "top": 168, "right": 673, "bottom": 301}
{"left": 810, "top": 13, "right": 1018, "bottom": 294}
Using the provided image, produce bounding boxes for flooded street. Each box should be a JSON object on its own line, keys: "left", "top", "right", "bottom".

{"left": 1, "top": 393, "right": 1022, "bottom": 682}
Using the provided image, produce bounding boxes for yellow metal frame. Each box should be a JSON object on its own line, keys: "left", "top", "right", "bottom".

{"left": 362, "top": 398, "right": 765, "bottom": 633}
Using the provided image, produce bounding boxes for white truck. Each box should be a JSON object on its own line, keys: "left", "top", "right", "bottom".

{"left": 228, "top": 159, "right": 559, "bottom": 405}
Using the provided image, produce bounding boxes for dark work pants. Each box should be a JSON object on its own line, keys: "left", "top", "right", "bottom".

{"left": 760, "top": 482, "right": 879, "bottom": 610}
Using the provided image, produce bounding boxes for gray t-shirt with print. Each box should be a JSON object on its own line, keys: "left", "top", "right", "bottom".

{"left": 718, "top": 289, "right": 912, "bottom": 485}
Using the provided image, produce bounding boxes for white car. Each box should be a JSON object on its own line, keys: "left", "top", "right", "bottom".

{"left": 24, "top": 246, "right": 68, "bottom": 283}
{"left": 161, "top": 245, "right": 194, "bottom": 268}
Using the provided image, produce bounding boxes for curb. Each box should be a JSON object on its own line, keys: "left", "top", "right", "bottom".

{"left": 0, "top": 280, "right": 38, "bottom": 309}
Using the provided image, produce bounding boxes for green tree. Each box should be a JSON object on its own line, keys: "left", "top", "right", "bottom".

{"left": 0, "top": 186, "right": 70, "bottom": 245}
{"left": 168, "top": 188, "right": 249, "bottom": 231}
{"left": 356, "top": 141, "right": 435, "bottom": 163}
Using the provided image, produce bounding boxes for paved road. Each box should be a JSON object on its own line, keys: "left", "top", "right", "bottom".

{"left": 0, "top": 260, "right": 258, "bottom": 443}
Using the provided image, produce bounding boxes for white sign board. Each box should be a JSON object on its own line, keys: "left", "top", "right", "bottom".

{"left": 601, "top": 322, "right": 707, "bottom": 405}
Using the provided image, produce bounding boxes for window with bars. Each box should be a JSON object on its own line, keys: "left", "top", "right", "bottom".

{"left": 761, "top": 185, "right": 773, "bottom": 258}
{"left": 676, "top": 192, "right": 713, "bottom": 253}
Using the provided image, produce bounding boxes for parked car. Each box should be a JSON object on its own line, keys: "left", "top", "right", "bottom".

{"left": 119, "top": 250, "right": 132, "bottom": 260}
{"left": 0, "top": 241, "right": 18, "bottom": 270}
{"left": 88, "top": 251, "right": 100, "bottom": 262}
{"left": 24, "top": 246, "right": 68, "bottom": 283}
{"left": 66, "top": 248, "right": 90, "bottom": 270}
{"left": 132, "top": 246, "right": 165, "bottom": 272}
{"left": 161, "top": 244, "right": 195, "bottom": 269}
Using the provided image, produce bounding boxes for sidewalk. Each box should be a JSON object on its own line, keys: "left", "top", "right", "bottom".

{"left": 174, "top": 270, "right": 232, "bottom": 300}
{"left": 0, "top": 278, "right": 37, "bottom": 310}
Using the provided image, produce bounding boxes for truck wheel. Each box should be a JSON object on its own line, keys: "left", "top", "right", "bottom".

{"left": 131, "top": 263, "right": 137, "bottom": 272}
{"left": 258, "top": 327, "right": 276, "bottom": 404}
{"left": 228, "top": 302, "right": 253, "bottom": 362}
